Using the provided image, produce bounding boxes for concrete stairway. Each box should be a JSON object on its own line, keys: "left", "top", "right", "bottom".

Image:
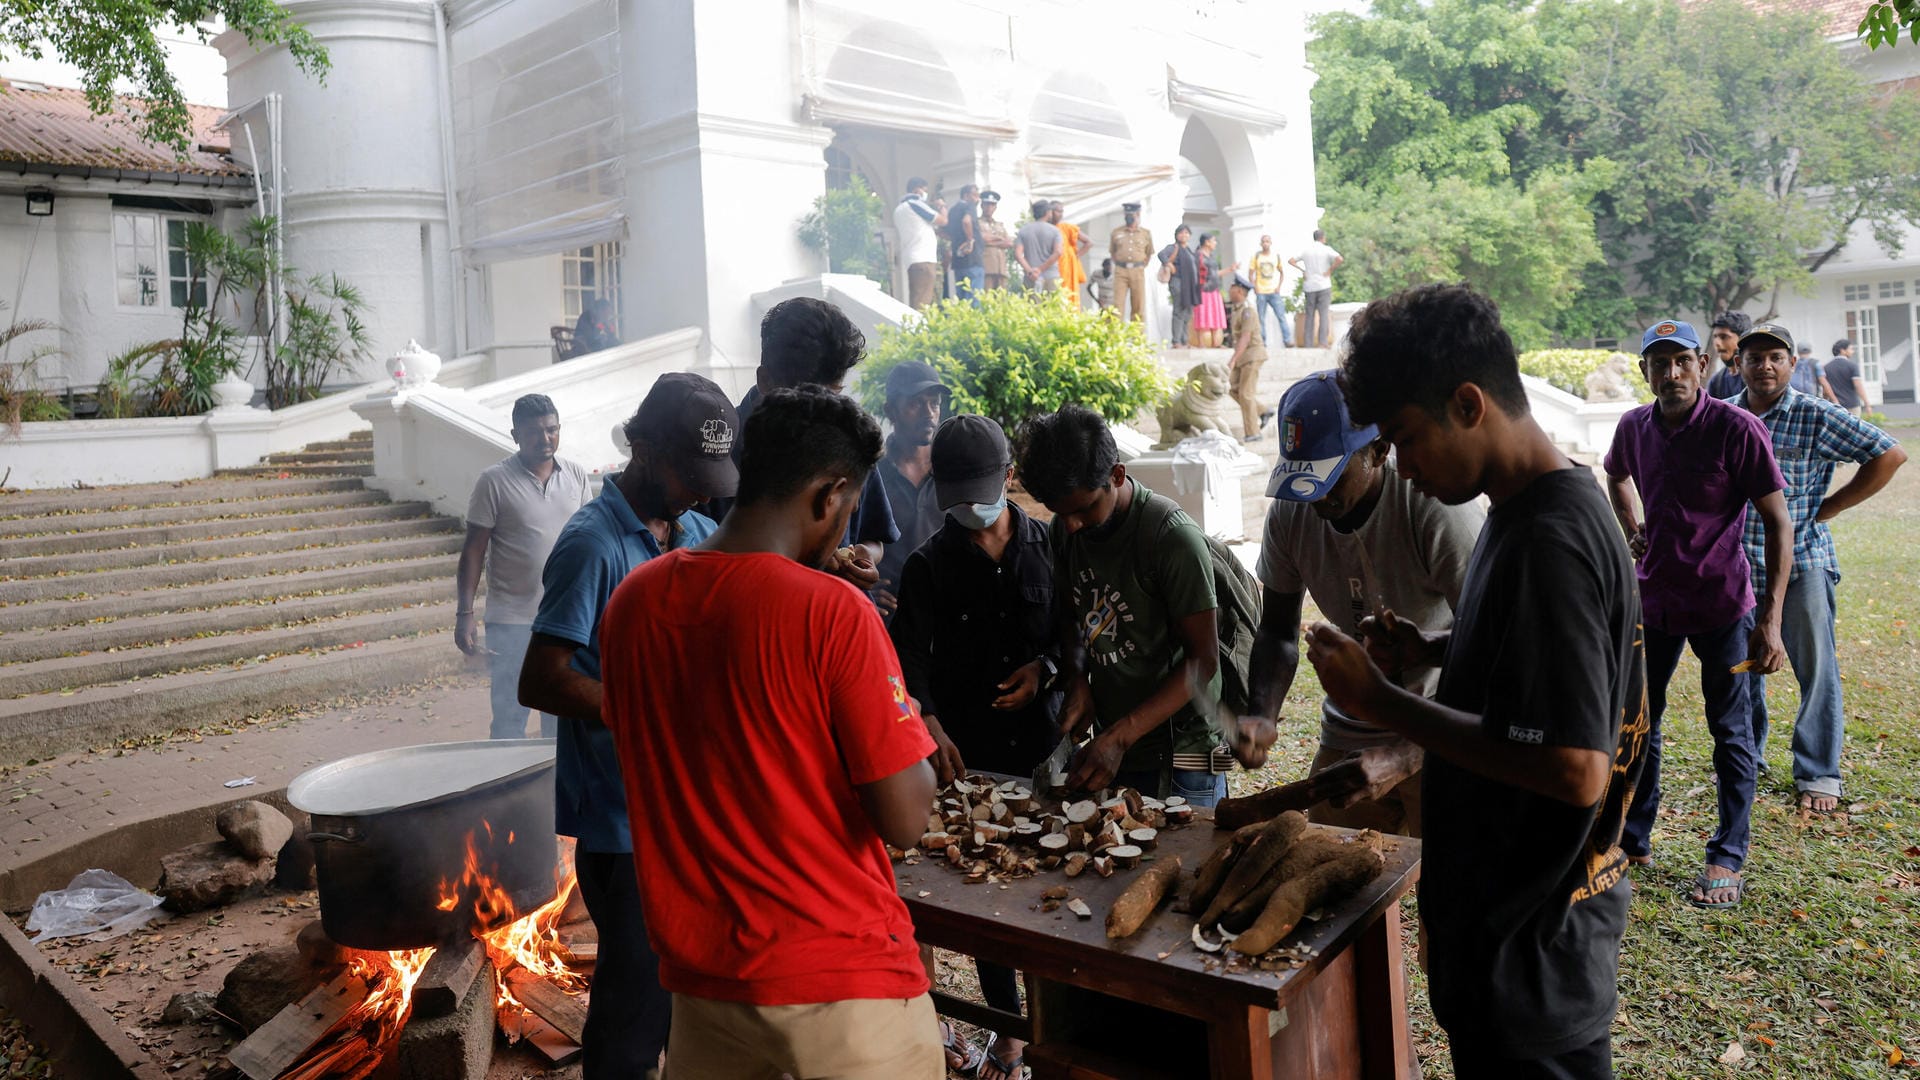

{"left": 0, "top": 431, "right": 473, "bottom": 763}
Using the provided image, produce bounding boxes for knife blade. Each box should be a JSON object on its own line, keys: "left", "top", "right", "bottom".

{"left": 1349, "top": 535, "right": 1390, "bottom": 624}
{"left": 1033, "top": 734, "right": 1077, "bottom": 798}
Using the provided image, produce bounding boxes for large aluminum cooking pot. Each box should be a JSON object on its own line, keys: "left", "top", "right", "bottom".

{"left": 288, "top": 739, "right": 558, "bottom": 951}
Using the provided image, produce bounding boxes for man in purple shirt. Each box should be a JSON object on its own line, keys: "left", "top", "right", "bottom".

{"left": 1604, "top": 319, "right": 1792, "bottom": 909}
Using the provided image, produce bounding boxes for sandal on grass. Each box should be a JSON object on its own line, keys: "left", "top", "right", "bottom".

{"left": 976, "top": 1034, "right": 1028, "bottom": 1080}
{"left": 1690, "top": 871, "right": 1744, "bottom": 909}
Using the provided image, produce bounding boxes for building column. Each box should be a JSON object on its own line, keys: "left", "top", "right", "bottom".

{"left": 619, "top": 0, "right": 831, "bottom": 399}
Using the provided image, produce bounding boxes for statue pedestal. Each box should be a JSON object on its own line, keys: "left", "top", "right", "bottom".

{"left": 1126, "top": 437, "right": 1268, "bottom": 542}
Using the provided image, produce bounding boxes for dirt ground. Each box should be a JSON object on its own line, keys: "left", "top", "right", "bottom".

{"left": 14, "top": 886, "right": 583, "bottom": 1079}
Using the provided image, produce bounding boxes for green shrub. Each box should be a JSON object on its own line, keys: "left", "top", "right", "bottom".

{"left": 797, "top": 176, "right": 888, "bottom": 290}
{"left": 858, "top": 290, "right": 1170, "bottom": 435}
{"left": 1517, "top": 347, "right": 1652, "bottom": 403}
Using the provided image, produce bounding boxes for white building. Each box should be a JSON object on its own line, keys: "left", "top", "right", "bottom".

{"left": 0, "top": 0, "right": 1322, "bottom": 403}
{"left": 1755, "top": 0, "right": 1920, "bottom": 409}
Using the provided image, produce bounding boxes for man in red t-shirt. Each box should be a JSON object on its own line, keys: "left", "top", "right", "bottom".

{"left": 600, "top": 386, "right": 942, "bottom": 1080}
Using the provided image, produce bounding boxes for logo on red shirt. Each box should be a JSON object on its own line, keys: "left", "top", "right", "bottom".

{"left": 889, "top": 675, "right": 912, "bottom": 720}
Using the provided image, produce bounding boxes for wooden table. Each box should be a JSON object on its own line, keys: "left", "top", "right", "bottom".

{"left": 898, "top": 811, "right": 1421, "bottom": 1080}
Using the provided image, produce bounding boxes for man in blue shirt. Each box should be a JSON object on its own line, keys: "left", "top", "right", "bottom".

{"left": 518, "top": 372, "right": 741, "bottom": 1078}
{"left": 706, "top": 297, "right": 898, "bottom": 589}
{"left": 1731, "top": 323, "right": 1908, "bottom": 815}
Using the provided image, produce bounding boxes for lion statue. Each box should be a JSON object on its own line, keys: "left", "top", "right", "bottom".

{"left": 1584, "top": 352, "right": 1639, "bottom": 403}
{"left": 1154, "top": 361, "right": 1238, "bottom": 448}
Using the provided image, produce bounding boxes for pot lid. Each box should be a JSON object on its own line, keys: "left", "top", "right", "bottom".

{"left": 288, "top": 739, "right": 556, "bottom": 816}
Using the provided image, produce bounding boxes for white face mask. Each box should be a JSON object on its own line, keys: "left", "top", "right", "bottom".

{"left": 949, "top": 497, "right": 1007, "bottom": 531}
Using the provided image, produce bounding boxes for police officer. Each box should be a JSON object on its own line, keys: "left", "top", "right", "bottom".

{"left": 978, "top": 191, "right": 1014, "bottom": 291}
{"left": 1109, "top": 202, "right": 1153, "bottom": 324}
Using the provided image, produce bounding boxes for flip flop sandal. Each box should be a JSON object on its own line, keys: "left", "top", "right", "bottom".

{"left": 1690, "top": 872, "right": 1744, "bottom": 909}
{"left": 941, "top": 1021, "right": 986, "bottom": 1077}
{"left": 976, "top": 1034, "right": 1029, "bottom": 1080}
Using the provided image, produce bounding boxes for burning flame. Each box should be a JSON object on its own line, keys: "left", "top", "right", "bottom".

{"left": 278, "top": 825, "right": 586, "bottom": 1076}
{"left": 435, "top": 825, "right": 587, "bottom": 1015}
{"left": 279, "top": 946, "right": 436, "bottom": 1080}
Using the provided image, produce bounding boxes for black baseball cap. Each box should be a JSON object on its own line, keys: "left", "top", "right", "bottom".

{"left": 884, "top": 360, "right": 947, "bottom": 404}
{"left": 930, "top": 415, "right": 1010, "bottom": 510}
{"left": 630, "top": 372, "right": 740, "bottom": 498}
{"left": 1739, "top": 322, "right": 1795, "bottom": 355}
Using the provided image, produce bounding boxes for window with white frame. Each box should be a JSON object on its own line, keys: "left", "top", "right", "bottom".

{"left": 561, "top": 242, "right": 622, "bottom": 330}
{"left": 1846, "top": 307, "right": 1880, "bottom": 383}
{"left": 1843, "top": 282, "right": 1872, "bottom": 303}
{"left": 113, "top": 212, "right": 206, "bottom": 310}
{"left": 1879, "top": 279, "right": 1908, "bottom": 300}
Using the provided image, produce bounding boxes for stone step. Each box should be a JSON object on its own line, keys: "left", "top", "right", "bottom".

{"left": 0, "top": 631, "right": 473, "bottom": 764}
{"left": 0, "top": 501, "right": 436, "bottom": 558}
{"left": 263, "top": 449, "right": 374, "bottom": 466}
{"left": 217, "top": 461, "right": 375, "bottom": 478}
{"left": 0, "top": 578, "right": 450, "bottom": 664}
{"left": 0, "top": 516, "right": 460, "bottom": 580}
{"left": 299, "top": 438, "right": 370, "bottom": 453}
{"left": 0, "top": 533, "right": 464, "bottom": 605}
{"left": 0, "top": 476, "right": 367, "bottom": 518}
{"left": 0, "top": 553, "right": 458, "bottom": 632}
{"left": 0, "top": 603, "right": 453, "bottom": 698}
{"left": 0, "top": 488, "right": 395, "bottom": 539}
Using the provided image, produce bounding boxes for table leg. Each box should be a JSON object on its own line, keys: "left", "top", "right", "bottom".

{"left": 1353, "top": 898, "right": 1415, "bottom": 1080}
{"left": 1205, "top": 1007, "right": 1272, "bottom": 1080}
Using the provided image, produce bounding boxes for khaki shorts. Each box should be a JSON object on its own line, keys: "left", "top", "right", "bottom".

{"left": 665, "top": 992, "right": 944, "bottom": 1080}
{"left": 907, "top": 263, "right": 939, "bottom": 310}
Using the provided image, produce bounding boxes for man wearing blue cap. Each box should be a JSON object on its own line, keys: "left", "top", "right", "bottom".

{"left": 1240, "top": 372, "right": 1484, "bottom": 836}
{"left": 1604, "top": 319, "right": 1791, "bottom": 908}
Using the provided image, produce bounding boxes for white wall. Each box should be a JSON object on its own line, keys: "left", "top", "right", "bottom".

{"left": 485, "top": 252, "right": 565, "bottom": 376}
{"left": 219, "top": 0, "right": 453, "bottom": 380}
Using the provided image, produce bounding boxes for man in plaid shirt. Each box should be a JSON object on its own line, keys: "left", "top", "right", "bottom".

{"left": 1730, "top": 322, "right": 1909, "bottom": 814}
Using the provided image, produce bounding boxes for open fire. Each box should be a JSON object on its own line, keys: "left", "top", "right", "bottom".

{"left": 260, "top": 824, "right": 587, "bottom": 1079}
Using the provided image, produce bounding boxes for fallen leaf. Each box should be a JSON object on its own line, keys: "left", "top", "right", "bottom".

{"left": 1746, "top": 1020, "right": 1772, "bottom": 1030}
{"left": 1719, "top": 1040, "right": 1745, "bottom": 1065}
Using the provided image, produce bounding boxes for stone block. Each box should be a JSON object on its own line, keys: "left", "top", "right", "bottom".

{"left": 382, "top": 958, "right": 495, "bottom": 1080}
{"left": 217, "top": 801, "right": 294, "bottom": 861}
{"left": 157, "top": 839, "right": 276, "bottom": 913}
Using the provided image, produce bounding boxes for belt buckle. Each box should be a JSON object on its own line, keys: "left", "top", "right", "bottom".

{"left": 1210, "top": 744, "right": 1235, "bottom": 774}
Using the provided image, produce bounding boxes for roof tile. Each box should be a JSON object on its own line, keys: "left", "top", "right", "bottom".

{"left": 0, "top": 82, "right": 248, "bottom": 178}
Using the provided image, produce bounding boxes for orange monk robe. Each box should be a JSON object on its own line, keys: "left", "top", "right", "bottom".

{"left": 1057, "top": 222, "right": 1087, "bottom": 304}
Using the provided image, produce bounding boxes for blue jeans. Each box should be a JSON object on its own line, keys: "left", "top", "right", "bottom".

{"left": 1623, "top": 611, "right": 1756, "bottom": 871}
{"left": 1116, "top": 766, "right": 1228, "bottom": 808}
{"left": 1750, "top": 569, "right": 1844, "bottom": 797}
{"left": 1254, "top": 292, "right": 1293, "bottom": 346}
{"left": 956, "top": 265, "right": 986, "bottom": 306}
{"left": 485, "top": 622, "right": 557, "bottom": 740}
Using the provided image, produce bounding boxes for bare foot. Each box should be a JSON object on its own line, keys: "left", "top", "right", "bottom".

{"left": 1691, "top": 864, "right": 1743, "bottom": 907}
{"left": 1798, "top": 791, "right": 1840, "bottom": 815}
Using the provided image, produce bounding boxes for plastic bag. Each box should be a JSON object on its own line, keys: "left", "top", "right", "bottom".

{"left": 24, "top": 869, "right": 165, "bottom": 944}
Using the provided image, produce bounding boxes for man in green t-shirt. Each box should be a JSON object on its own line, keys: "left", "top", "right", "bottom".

{"left": 1015, "top": 405, "right": 1228, "bottom": 806}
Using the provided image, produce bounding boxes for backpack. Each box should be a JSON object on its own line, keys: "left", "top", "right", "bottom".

{"left": 1132, "top": 491, "right": 1264, "bottom": 720}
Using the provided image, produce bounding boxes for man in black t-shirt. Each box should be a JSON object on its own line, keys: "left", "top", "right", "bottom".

{"left": 947, "top": 184, "right": 984, "bottom": 304}
{"left": 1303, "top": 284, "right": 1647, "bottom": 1079}
{"left": 1826, "top": 338, "right": 1867, "bottom": 415}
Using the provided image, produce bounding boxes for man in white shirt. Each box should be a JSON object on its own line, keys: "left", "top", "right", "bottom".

{"left": 893, "top": 177, "right": 947, "bottom": 311}
{"left": 457, "top": 393, "right": 593, "bottom": 738}
{"left": 1289, "top": 229, "right": 1345, "bottom": 349}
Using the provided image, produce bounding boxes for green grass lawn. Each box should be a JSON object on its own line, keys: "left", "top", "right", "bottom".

{"left": 1229, "top": 427, "right": 1920, "bottom": 1078}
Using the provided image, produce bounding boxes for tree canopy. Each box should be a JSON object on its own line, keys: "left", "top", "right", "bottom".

{"left": 1859, "top": 0, "right": 1919, "bottom": 48}
{"left": 0, "top": 1, "right": 327, "bottom": 154}
{"left": 1309, "top": 0, "right": 1920, "bottom": 342}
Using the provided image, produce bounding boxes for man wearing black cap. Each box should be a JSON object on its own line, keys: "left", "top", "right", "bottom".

{"left": 1108, "top": 202, "right": 1153, "bottom": 323}
{"left": 872, "top": 361, "right": 949, "bottom": 622}
{"left": 1226, "top": 274, "right": 1272, "bottom": 441}
{"left": 518, "top": 372, "right": 741, "bottom": 1078}
{"left": 1734, "top": 321, "right": 1906, "bottom": 817}
{"left": 978, "top": 191, "right": 1014, "bottom": 291}
{"left": 889, "top": 414, "right": 1059, "bottom": 1080}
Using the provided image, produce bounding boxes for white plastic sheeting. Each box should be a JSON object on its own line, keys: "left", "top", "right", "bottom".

{"left": 1167, "top": 65, "right": 1289, "bottom": 130}
{"left": 1023, "top": 153, "right": 1176, "bottom": 223}
{"left": 798, "top": 0, "right": 1016, "bottom": 138}
{"left": 451, "top": 0, "right": 625, "bottom": 265}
